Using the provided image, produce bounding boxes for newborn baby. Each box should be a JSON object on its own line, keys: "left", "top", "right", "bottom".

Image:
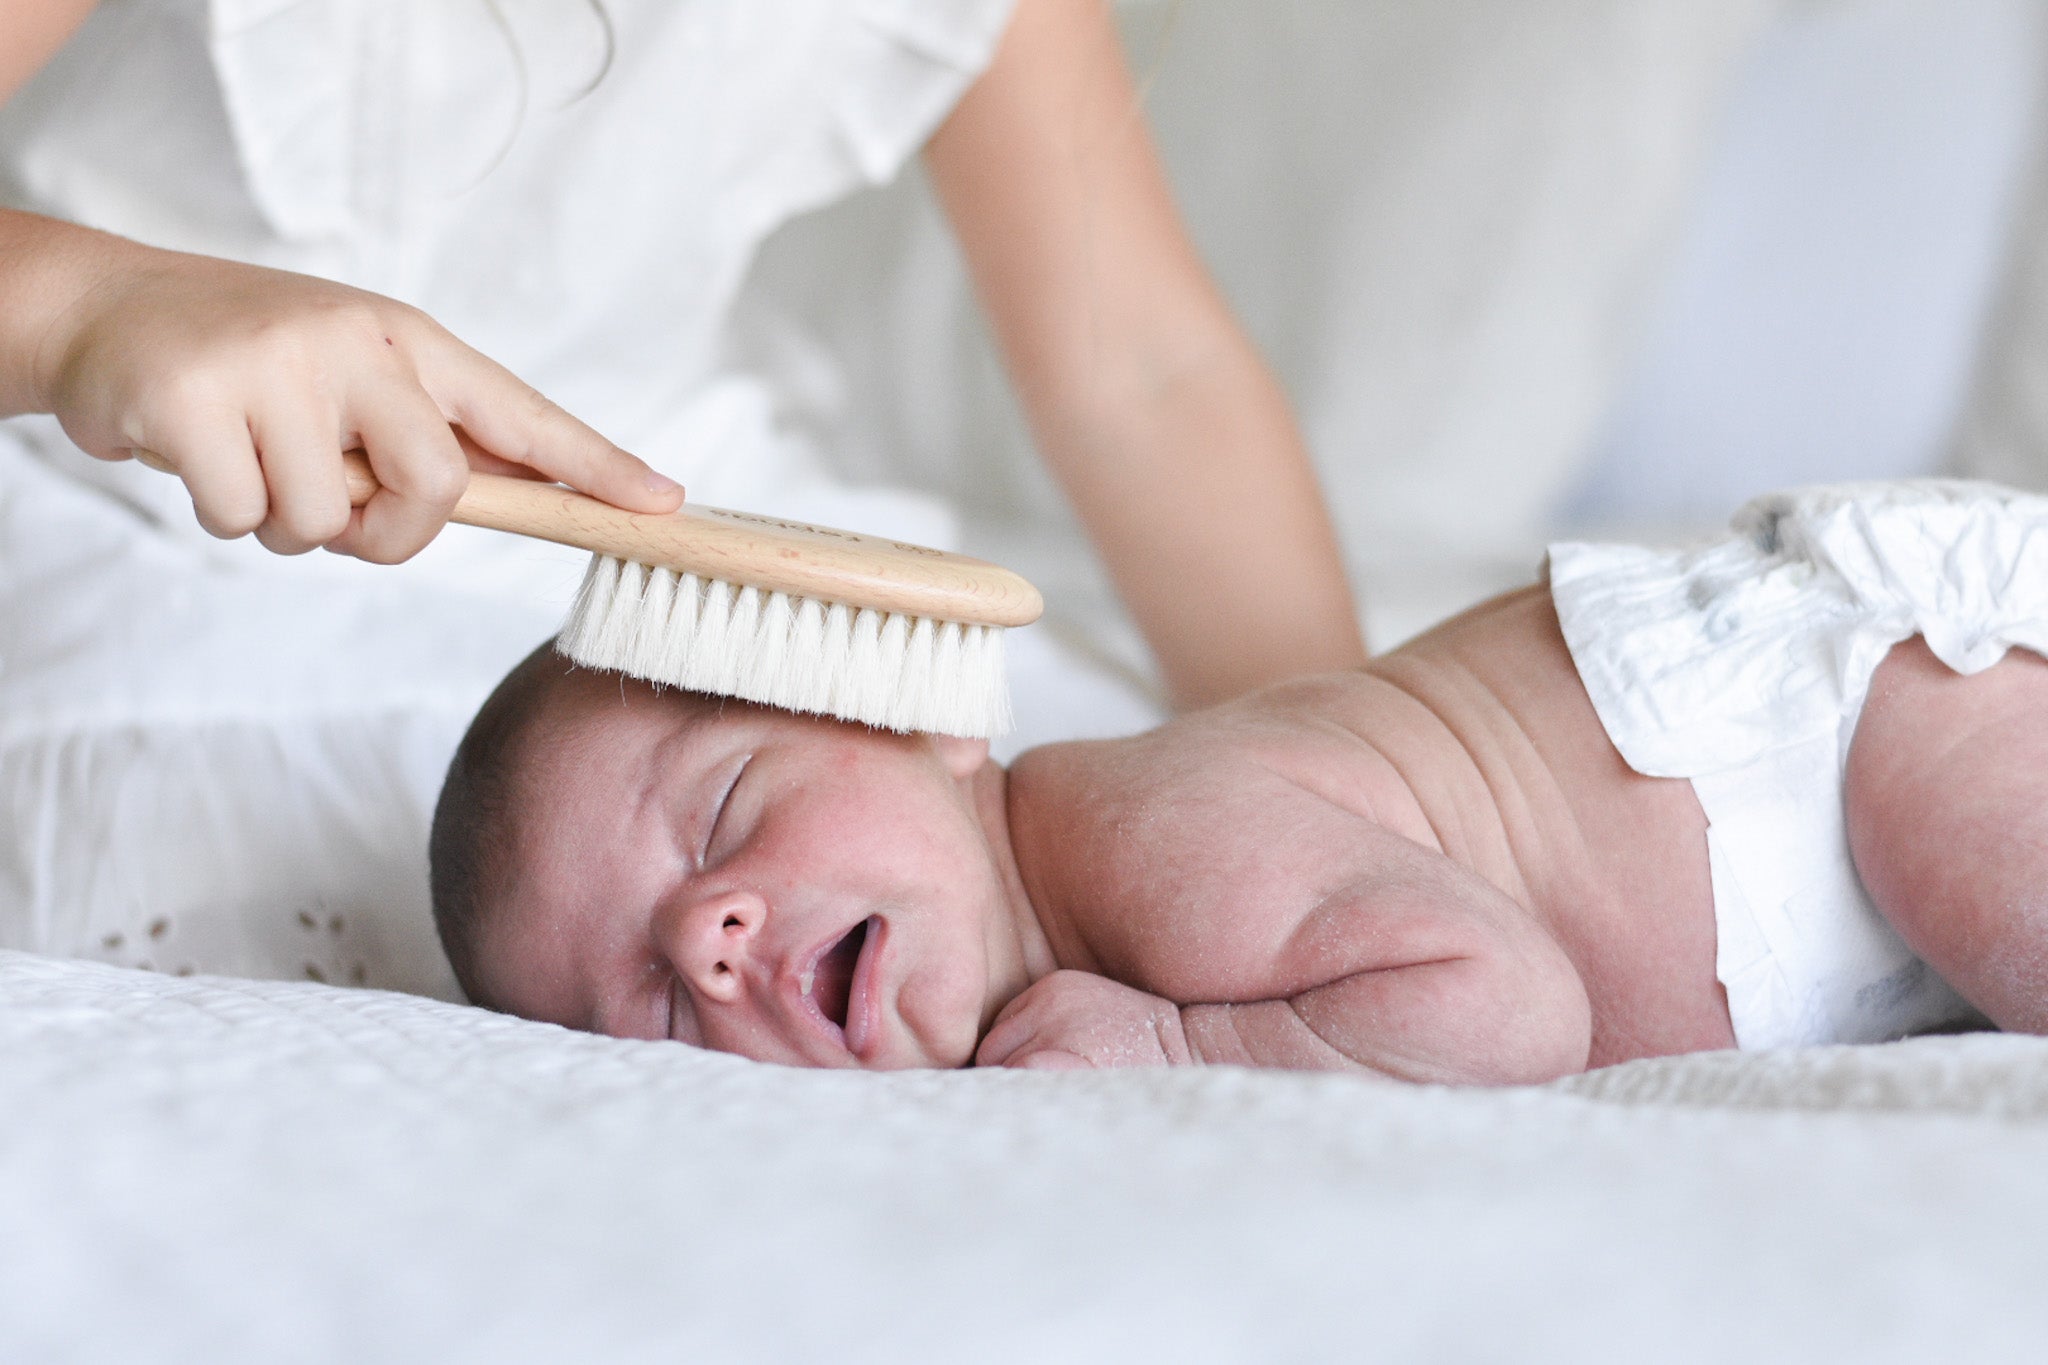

{"left": 432, "top": 482, "right": 2048, "bottom": 1079}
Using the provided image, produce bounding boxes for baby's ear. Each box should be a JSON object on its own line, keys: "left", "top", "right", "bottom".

{"left": 931, "top": 734, "right": 990, "bottom": 779}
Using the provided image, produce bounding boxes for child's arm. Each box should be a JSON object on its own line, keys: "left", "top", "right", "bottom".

{"left": 3, "top": 1, "right": 679, "bottom": 563}
{"left": 924, "top": 0, "right": 1367, "bottom": 709}
{"left": 3, "top": 0, "right": 96, "bottom": 105}
{"left": 0, "top": 208, "right": 682, "bottom": 562}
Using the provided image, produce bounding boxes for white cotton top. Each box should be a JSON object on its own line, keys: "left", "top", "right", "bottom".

{"left": 0, "top": 0, "right": 1016, "bottom": 597}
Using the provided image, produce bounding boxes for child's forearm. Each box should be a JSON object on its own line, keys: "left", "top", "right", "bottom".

{"left": 926, "top": 0, "right": 1367, "bottom": 710}
{"left": 1036, "top": 329, "right": 1366, "bottom": 709}
{"left": 0, "top": 207, "right": 143, "bottom": 418}
{"left": 3, "top": 0, "right": 99, "bottom": 109}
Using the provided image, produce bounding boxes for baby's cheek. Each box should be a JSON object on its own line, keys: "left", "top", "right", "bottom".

{"left": 699, "top": 1009, "right": 799, "bottom": 1066}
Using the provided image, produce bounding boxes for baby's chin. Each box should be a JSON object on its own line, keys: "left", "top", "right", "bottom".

{"left": 871, "top": 1012, "right": 982, "bottom": 1071}
{"left": 880, "top": 966, "right": 995, "bottom": 1071}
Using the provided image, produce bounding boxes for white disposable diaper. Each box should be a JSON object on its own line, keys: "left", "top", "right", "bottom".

{"left": 1548, "top": 480, "right": 2048, "bottom": 1049}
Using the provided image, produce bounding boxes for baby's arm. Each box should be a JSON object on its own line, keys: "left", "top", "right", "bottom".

{"left": 924, "top": 0, "right": 1366, "bottom": 708}
{"left": 981, "top": 824, "right": 1592, "bottom": 1084}
{"left": 1181, "top": 823, "right": 1591, "bottom": 1082}
{"left": 998, "top": 704, "right": 1595, "bottom": 1083}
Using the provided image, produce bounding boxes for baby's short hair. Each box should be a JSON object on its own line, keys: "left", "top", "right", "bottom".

{"left": 429, "top": 640, "right": 585, "bottom": 1003}
{"left": 430, "top": 646, "right": 733, "bottom": 1005}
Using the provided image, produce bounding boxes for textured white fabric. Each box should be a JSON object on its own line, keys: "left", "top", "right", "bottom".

{"left": 1550, "top": 480, "right": 2048, "bottom": 1047}
{"left": 0, "top": 437, "right": 544, "bottom": 997}
{"left": 2, "top": 948, "right": 2045, "bottom": 1363}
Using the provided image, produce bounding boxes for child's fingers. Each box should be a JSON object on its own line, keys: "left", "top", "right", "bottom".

{"left": 159, "top": 420, "right": 270, "bottom": 542}
{"left": 331, "top": 386, "right": 469, "bottom": 565}
{"left": 416, "top": 342, "right": 684, "bottom": 512}
{"left": 448, "top": 430, "right": 560, "bottom": 483}
{"left": 1011, "top": 1050, "right": 1092, "bottom": 1071}
{"left": 249, "top": 402, "right": 351, "bottom": 556}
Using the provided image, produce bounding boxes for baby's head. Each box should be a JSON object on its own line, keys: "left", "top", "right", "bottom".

{"left": 431, "top": 643, "right": 1039, "bottom": 1068}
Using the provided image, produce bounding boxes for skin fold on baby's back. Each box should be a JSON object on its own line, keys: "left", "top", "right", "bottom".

{"left": 1378, "top": 586, "right": 1734, "bottom": 1063}
{"left": 1010, "top": 585, "right": 1736, "bottom": 1069}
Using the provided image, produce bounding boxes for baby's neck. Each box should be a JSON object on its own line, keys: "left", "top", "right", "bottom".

{"left": 971, "top": 761, "right": 1061, "bottom": 1032}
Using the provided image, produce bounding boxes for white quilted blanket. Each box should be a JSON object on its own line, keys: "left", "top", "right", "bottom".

{"left": 4, "top": 951, "right": 2045, "bottom": 1364}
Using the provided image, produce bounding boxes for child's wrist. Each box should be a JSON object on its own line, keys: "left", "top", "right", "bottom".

{"left": 27, "top": 230, "right": 157, "bottom": 415}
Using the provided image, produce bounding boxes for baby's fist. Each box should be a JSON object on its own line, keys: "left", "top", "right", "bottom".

{"left": 975, "top": 970, "right": 1194, "bottom": 1070}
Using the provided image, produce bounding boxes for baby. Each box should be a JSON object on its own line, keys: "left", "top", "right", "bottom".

{"left": 431, "top": 482, "right": 2048, "bottom": 1079}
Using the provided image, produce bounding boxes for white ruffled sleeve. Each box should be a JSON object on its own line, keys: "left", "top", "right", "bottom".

{"left": 724, "top": 0, "right": 1018, "bottom": 244}
{"left": 830, "top": 0, "right": 1019, "bottom": 183}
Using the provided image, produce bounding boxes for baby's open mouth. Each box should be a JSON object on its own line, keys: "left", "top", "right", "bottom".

{"left": 808, "top": 918, "right": 869, "bottom": 1032}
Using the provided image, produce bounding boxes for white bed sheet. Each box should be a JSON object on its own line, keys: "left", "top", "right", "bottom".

{"left": 3, "top": 949, "right": 2044, "bottom": 1363}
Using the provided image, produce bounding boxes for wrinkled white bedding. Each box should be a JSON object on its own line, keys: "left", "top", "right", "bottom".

{"left": 3, "top": 949, "right": 2044, "bottom": 1363}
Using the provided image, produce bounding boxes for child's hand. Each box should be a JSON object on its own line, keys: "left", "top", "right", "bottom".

{"left": 975, "top": 969, "right": 1193, "bottom": 1070}
{"left": 40, "top": 246, "right": 684, "bottom": 562}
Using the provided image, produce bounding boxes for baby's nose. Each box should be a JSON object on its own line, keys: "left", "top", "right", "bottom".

{"left": 661, "top": 890, "right": 764, "bottom": 1005}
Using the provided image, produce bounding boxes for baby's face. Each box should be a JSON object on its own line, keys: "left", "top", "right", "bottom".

{"left": 473, "top": 677, "right": 1029, "bottom": 1069}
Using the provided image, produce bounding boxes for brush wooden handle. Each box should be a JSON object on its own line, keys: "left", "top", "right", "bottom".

{"left": 147, "top": 447, "right": 1042, "bottom": 627}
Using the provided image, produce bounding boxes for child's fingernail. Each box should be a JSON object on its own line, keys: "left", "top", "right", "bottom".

{"left": 646, "top": 471, "right": 683, "bottom": 495}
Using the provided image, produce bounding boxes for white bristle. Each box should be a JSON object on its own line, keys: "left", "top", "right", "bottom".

{"left": 841, "top": 607, "right": 893, "bottom": 727}
{"left": 626, "top": 566, "right": 677, "bottom": 681}
{"left": 724, "top": 585, "right": 765, "bottom": 697}
{"left": 814, "top": 602, "right": 856, "bottom": 718}
{"left": 693, "top": 579, "right": 737, "bottom": 694}
{"left": 556, "top": 554, "right": 1014, "bottom": 738}
{"left": 746, "top": 588, "right": 798, "bottom": 701}
{"left": 657, "top": 571, "right": 704, "bottom": 683}
{"left": 782, "top": 596, "right": 830, "bottom": 713}
{"left": 896, "top": 615, "right": 937, "bottom": 730}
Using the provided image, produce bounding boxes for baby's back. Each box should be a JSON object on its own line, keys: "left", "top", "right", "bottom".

{"left": 1012, "top": 586, "right": 1735, "bottom": 1068}
{"left": 1371, "top": 586, "right": 1733, "bottom": 1063}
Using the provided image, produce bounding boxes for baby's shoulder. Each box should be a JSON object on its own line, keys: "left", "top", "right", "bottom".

{"left": 1207, "top": 673, "right": 1456, "bottom": 838}
{"left": 1008, "top": 679, "right": 1439, "bottom": 993}
{"left": 1018, "top": 674, "right": 1424, "bottom": 846}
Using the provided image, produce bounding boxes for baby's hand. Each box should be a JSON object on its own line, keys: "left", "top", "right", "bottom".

{"left": 40, "top": 245, "right": 683, "bottom": 562}
{"left": 975, "top": 970, "right": 1194, "bottom": 1070}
